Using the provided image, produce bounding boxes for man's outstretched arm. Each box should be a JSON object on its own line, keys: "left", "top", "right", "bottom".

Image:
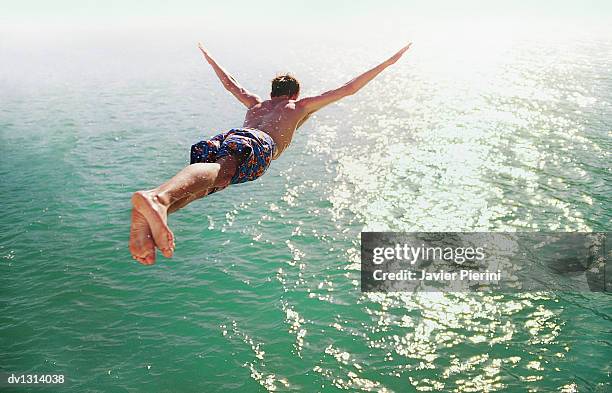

{"left": 297, "top": 43, "right": 412, "bottom": 115}
{"left": 197, "top": 42, "right": 262, "bottom": 108}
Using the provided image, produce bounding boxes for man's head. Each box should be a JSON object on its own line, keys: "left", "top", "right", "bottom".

{"left": 271, "top": 74, "right": 300, "bottom": 99}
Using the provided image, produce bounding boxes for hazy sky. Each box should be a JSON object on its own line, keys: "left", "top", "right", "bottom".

{"left": 2, "top": 0, "right": 611, "bottom": 28}
{"left": 1, "top": 0, "right": 610, "bottom": 63}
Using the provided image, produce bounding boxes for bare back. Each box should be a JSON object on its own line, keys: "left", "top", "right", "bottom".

{"left": 198, "top": 41, "right": 411, "bottom": 160}
{"left": 243, "top": 98, "right": 308, "bottom": 159}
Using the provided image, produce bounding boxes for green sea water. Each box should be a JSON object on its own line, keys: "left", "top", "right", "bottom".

{"left": 1, "top": 22, "right": 611, "bottom": 393}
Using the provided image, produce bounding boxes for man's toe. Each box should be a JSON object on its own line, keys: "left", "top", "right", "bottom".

{"left": 144, "top": 253, "right": 155, "bottom": 264}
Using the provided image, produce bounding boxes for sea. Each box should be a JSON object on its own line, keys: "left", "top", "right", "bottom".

{"left": 1, "top": 16, "right": 610, "bottom": 392}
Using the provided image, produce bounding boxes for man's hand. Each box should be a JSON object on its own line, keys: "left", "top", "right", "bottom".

{"left": 386, "top": 43, "right": 412, "bottom": 66}
{"left": 197, "top": 42, "right": 209, "bottom": 57}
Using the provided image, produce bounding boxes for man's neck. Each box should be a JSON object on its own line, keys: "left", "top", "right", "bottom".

{"left": 270, "top": 95, "right": 291, "bottom": 102}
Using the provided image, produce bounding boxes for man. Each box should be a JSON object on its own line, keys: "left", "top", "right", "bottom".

{"left": 129, "top": 41, "right": 412, "bottom": 264}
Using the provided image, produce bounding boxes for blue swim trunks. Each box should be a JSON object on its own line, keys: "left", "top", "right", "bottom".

{"left": 190, "top": 128, "right": 276, "bottom": 194}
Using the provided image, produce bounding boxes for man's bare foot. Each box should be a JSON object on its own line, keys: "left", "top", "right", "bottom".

{"left": 131, "top": 190, "right": 175, "bottom": 258}
{"left": 129, "top": 209, "right": 156, "bottom": 265}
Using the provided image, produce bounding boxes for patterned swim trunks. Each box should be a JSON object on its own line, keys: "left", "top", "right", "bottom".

{"left": 190, "top": 128, "right": 276, "bottom": 194}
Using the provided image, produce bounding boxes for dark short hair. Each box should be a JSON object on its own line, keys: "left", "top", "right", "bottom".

{"left": 271, "top": 74, "right": 300, "bottom": 98}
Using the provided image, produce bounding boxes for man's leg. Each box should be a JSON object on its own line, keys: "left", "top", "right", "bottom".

{"left": 129, "top": 155, "right": 238, "bottom": 260}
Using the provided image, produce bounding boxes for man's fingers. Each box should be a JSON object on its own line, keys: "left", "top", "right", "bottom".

{"left": 386, "top": 43, "right": 412, "bottom": 65}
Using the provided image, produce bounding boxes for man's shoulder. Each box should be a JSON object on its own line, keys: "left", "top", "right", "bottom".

{"left": 289, "top": 99, "right": 311, "bottom": 112}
